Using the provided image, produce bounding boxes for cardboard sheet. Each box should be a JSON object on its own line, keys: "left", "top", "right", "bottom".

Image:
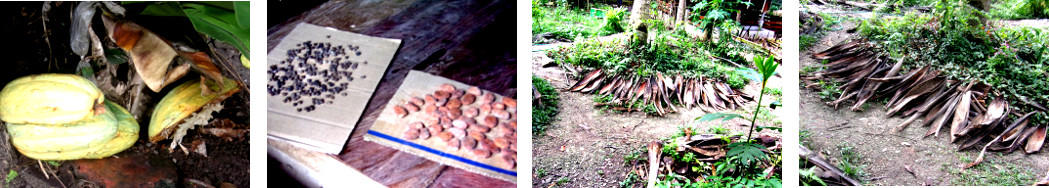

{"left": 364, "top": 70, "right": 517, "bottom": 183}
{"left": 268, "top": 23, "right": 401, "bottom": 154}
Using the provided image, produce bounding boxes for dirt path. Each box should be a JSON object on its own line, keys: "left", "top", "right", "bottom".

{"left": 800, "top": 8, "right": 1049, "bottom": 186}
{"left": 531, "top": 44, "right": 782, "bottom": 187}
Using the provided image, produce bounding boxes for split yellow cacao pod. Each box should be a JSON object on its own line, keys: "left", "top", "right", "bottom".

{"left": 8, "top": 106, "right": 116, "bottom": 153}
{"left": 0, "top": 74, "right": 104, "bottom": 124}
{"left": 13, "top": 101, "right": 139, "bottom": 160}
{"left": 149, "top": 78, "right": 239, "bottom": 142}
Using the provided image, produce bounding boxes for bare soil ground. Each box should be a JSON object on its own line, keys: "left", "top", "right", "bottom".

{"left": 531, "top": 46, "right": 783, "bottom": 187}
{"left": 800, "top": 7, "right": 1049, "bottom": 186}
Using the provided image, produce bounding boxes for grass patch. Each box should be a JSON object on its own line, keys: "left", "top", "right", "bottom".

{"left": 536, "top": 168, "right": 548, "bottom": 178}
{"left": 556, "top": 177, "right": 572, "bottom": 186}
{"left": 547, "top": 26, "right": 757, "bottom": 89}
{"left": 836, "top": 143, "right": 867, "bottom": 182}
{"left": 800, "top": 12, "right": 841, "bottom": 51}
{"left": 764, "top": 87, "right": 782, "bottom": 96}
{"left": 947, "top": 157, "right": 1037, "bottom": 186}
{"left": 533, "top": 76, "right": 561, "bottom": 136}
{"left": 800, "top": 34, "right": 819, "bottom": 51}
{"left": 532, "top": 2, "right": 626, "bottom": 43}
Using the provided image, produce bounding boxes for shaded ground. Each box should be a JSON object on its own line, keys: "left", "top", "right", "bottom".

{"left": 800, "top": 5, "right": 1049, "bottom": 185}
{"left": 531, "top": 45, "right": 782, "bottom": 187}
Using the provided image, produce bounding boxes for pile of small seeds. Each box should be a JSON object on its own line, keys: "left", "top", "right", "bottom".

{"left": 267, "top": 38, "right": 370, "bottom": 112}
{"left": 394, "top": 83, "right": 518, "bottom": 169}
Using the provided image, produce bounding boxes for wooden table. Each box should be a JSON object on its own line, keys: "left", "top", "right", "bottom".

{"left": 267, "top": 0, "right": 517, "bottom": 187}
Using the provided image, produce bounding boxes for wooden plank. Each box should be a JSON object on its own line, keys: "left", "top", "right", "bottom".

{"left": 268, "top": 138, "right": 385, "bottom": 187}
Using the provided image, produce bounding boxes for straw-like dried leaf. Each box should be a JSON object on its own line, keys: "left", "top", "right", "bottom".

{"left": 949, "top": 91, "right": 972, "bottom": 143}
{"left": 1026, "top": 125, "right": 1046, "bottom": 154}
{"left": 887, "top": 77, "right": 944, "bottom": 116}
{"left": 570, "top": 69, "right": 603, "bottom": 91}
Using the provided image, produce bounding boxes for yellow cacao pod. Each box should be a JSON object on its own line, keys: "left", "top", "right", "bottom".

{"left": 8, "top": 105, "right": 117, "bottom": 154}
{"left": 14, "top": 101, "right": 139, "bottom": 160}
{"left": 0, "top": 74, "right": 104, "bottom": 124}
{"left": 149, "top": 78, "right": 239, "bottom": 142}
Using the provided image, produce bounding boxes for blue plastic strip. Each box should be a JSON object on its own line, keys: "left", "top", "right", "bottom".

{"left": 366, "top": 130, "right": 517, "bottom": 176}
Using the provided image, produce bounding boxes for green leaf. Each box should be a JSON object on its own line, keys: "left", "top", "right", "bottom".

{"left": 726, "top": 142, "right": 766, "bottom": 165}
{"left": 105, "top": 48, "right": 129, "bottom": 65}
{"left": 5, "top": 170, "right": 16, "bottom": 183}
{"left": 757, "top": 126, "right": 782, "bottom": 132}
{"left": 800, "top": 166, "right": 827, "bottom": 186}
{"left": 754, "top": 54, "right": 778, "bottom": 81}
{"left": 138, "top": 2, "right": 186, "bottom": 17}
{"left": 696, "top": 112, "right": 745, "bottom": 122}
{"left": 233, "top": 1, "right": 249, "bottom": 28}
{"left": 181, "top": 2, "right": 250, "bottom": 58}
{"left": 46, "top": 161, "right": 61, "bottom": 167}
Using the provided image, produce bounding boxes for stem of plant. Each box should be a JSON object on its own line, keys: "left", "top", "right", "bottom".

{"left": 746, "top": 79, "right": 767, "bottom": 142}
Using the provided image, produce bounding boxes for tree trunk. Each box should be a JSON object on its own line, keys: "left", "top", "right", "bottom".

{"left": 676, "top": 0, "right": 686, "bottom": 28}
{"left": 630, "top": 0, "right": 647, "bottom": 28}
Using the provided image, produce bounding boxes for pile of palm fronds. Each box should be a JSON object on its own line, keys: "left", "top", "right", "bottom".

{"left": 804, "top": 40, "right": 1047, "bottom": 168}
{"left": 569, "top": 69, "right": 753, "bottom": 115}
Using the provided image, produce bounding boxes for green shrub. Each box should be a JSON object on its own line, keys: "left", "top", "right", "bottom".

{"left": 532, "top": 76, "right": 561, "bottom": 136}
{"left": 600, "top": 7, "right": 628, "bottom": 35}
{"left": 991, "top": 0, "right": 1049, "bottom": 19}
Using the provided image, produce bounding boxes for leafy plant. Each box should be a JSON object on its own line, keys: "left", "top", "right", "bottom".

{"left": 46, "top": 161, "right": 61, "bottom": 167}
{"left": 689, "top": 0, "right": 751, "bottom": 41}
{"left": 837, "top": 143, "right": 866, "bottom": 179}
{"left": 799, "top": 166, "right": 827, "bottom": 186}
{"left": 131, "top": 1, "right": 250, "bottom": 58}
{"left": 556, "top": 177, "right": 572, "bottom": 185}
{"left": 619, "top": 172, "right": 642, "bottom": 188}
{"left": 532, "top": 76, "right": 561, "bottom": 136}
{"left": 726, "top": 142, "right": 767, "bottom": 166}
{"left": 600, "top": 7, "right": 628, "bottom": 34}
{"left": 991, "top": 0, "right": 1049, "bottom": 19}
{"left": 745, "top": 55, "right": 778, "bottom": 140}
{"left": 707, "top": 124, "right": 731, "bottom": 135}
{"left": 695, "top": 55, "right": 779, "bottom": 139}
{"left": 5, "top": 170, "right": 15, "bottom": 183}
{"left": 624, "top": 149, "right": 646, "bottom": 165}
